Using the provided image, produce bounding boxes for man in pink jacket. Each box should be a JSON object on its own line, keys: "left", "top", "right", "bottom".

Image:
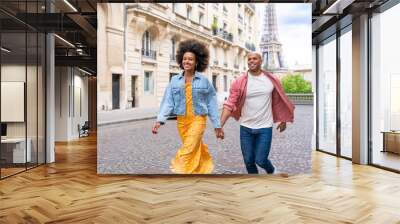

{"left": 220, "top": 53, "right": 295, "bottom": 174}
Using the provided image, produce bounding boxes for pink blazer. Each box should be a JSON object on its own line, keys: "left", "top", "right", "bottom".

{"left": 223, "top": 70, "right": 295, "bottom": 123}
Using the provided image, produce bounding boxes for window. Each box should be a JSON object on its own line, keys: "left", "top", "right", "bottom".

{"left": 171, "top": 38, "right": 176, "bottom": 61}
{"left": 370, "top": 4, "right": 400, "bottom": 171}
{"left": 221, "top": 49, "right": 225, "bottom": 65}
{"left": 112, "top": 74, "right": 121, "bottom": 109}
{"left": 223, "top": 50, "right": 227, "bottom": 66}
{"left": 340, "top": 28, "right": 352, "bottom": 158}
{"left": 199, "top": 12, "right": 204, "bottom": 25}
{"left": 141, "top": 31, "right": 156, "bottom": 59}
{"left": 212, "top": 74, "right": 218, "bottom": 92}
{"left": 234, "top": 56, "right": 239, "bottom": 69}
{"left": 212, "top": 47, "right": 218, "bottom": 64}
{"left": 317, "top": 36, "right": 337, "bottom": 155}
{"left": 187, "top": 6, "right": 192, "bottom": 19}
{"left": 142, "top": 31, "right": 152, "bottom": 53}
{"left": 0, "top": 1, "right": 47, "bottom": 179}
{"left": 144, "top": 71, "right": 154, "bottom": 94}
{"left": 223, "top": 75, "right": 228, "bottom": 92}
{"left": 238, "top": 29, "right": 242, "bottom": 40}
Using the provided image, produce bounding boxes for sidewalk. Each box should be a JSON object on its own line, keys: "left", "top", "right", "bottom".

{"left": 98, "top": 102, "right": 224, "bottom": 126}
{"left": 98, "top": 107, "right": 159, "bottom": 126}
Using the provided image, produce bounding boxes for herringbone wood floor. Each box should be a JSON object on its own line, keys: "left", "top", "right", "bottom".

{"left": 1, "top": 134, "right": 400, "bottom": 224}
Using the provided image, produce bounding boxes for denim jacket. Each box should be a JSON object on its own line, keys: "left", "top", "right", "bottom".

{"left": 157, "top": 71, "right": 221, "bottom": 128}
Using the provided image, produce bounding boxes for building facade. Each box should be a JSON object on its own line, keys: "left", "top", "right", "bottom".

{"left": 97, "top": 3, "right": 259, "bottom": 112}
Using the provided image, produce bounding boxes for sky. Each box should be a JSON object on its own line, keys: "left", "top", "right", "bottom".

{"left": 256, "top": 3, "right": 312, "bottom": 69}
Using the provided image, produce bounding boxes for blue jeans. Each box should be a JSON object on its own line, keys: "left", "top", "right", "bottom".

{"left": 240, "top": 125, "right": 274, "bottom": 174}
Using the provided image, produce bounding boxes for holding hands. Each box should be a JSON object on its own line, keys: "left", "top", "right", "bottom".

{"left": 215, "top": 128, "right": 224, "bottom": 139}
{"left": 276, "top": 122, "right": 286, "bottom": 132}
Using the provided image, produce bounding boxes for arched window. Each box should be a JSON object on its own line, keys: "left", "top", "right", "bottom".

{"left": 142, "top": 30, "right": 152, "bottom": 56}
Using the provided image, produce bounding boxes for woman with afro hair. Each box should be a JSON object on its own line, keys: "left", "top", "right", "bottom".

{"left": 152, "top": 39, "right": 224, "bottom": 174}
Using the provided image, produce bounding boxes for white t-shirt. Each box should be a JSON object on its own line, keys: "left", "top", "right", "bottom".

{"left": 240, "top": 72, "right": 274, "bottom": 129}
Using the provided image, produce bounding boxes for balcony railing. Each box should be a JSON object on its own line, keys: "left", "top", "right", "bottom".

{"left": 212, "top": 29, "right": 233, "bottom": 42}
{"left": 245, "top": 42, "right": 256, "bottom": 51}
{"left": 286, "top": 93, "right": 314, "bottom": 105}
{"left": 142, "top": 49, "right": 157, "bottom": 60}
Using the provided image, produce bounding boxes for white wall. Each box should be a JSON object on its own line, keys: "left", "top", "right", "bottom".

{"left": 55, "top": 67, "right": 89, "bottom": 141}
{"left": 71, "top": 73, "right": 89, "bottom": 138}
{"left": 1, "top": 65, "right": 31, "bottom": 138}
{"left": 55, "top": 67, "right": 69, "bottom": 141}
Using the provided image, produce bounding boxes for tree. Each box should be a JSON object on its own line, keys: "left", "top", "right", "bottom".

{"left": 211, "top": 17, "right": 218, "bottom": 34}
{"left": 281, "top": 73, "right": 312, "bottom": 93}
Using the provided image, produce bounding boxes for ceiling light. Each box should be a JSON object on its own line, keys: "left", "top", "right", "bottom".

{"left": 63, "top": 0, "right": 78, "bottom": 12}
{"left": 78, "top": 67, "right": 93, "bottom": 76}
{"left": 1, "top": 47, "right": 11, "bottom": 53}
{"left": 322, "top": 0, "right": 343, "bottom": 14}
{"left": 54, "top": 34, "right": 75, "bottom": 48}
{"left": 322, "top": 0, "right": 355, "bottom": 15}
{"left": 76, "top": 48, "right": 85, "bottom": 55}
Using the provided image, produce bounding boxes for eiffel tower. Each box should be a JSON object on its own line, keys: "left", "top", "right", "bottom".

{"left": 260, "top": 4, "right": 289, "bottom": 76}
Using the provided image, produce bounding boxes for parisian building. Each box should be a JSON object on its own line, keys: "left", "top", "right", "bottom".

{"left": 97, "top": 3, "right": 260, "bottom": 111}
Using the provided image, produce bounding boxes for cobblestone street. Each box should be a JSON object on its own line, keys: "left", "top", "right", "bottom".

{"left": 98, "top": 105, "right": 313, "bottom": 174}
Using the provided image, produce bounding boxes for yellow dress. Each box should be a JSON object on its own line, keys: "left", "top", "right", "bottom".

{"left": 170, "top": 82, "right": 214, "bottom": 174}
